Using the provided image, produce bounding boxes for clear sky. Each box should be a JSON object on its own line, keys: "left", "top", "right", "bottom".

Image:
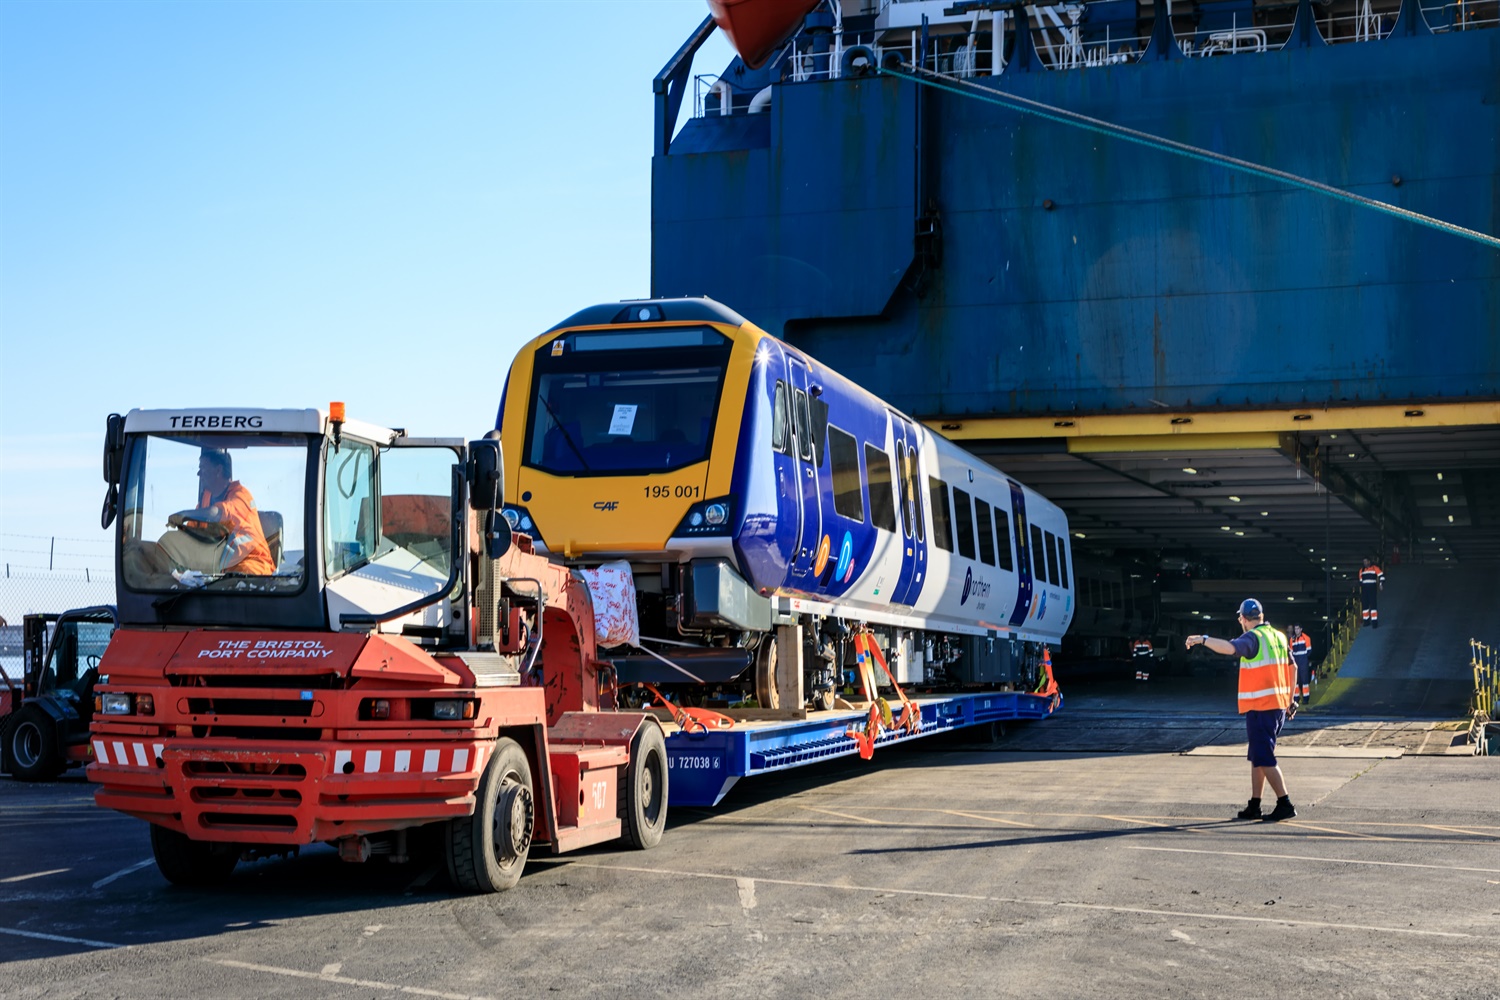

{"left": 0, "top": 0, "right": 733, "bottom": 618}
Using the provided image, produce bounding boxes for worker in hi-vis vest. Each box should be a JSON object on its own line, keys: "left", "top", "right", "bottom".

{"left": 1184, "top": 598, "right": 1299, "bottom": 823}
{"left": 1288, "top": 624, "right": 1313, "bottom": 704}
{"left": 1359, "top": 557, "right": 1386, "bottom": 627}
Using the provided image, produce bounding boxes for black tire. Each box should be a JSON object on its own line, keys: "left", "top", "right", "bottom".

{"left": 621, "top": 722, "right": 668, "bottom": 850}
{"left": 447, "top": 738, "right": 534, "bottom": 893}
{"left": 7, "top": 706, "right": 64, "bottom": 782}
{"left": 149, "top": 823, "right": 239, "bottom": 887}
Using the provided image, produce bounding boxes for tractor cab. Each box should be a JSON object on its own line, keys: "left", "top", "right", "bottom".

{"left": 1, "top": 606, "right": 116, "bottom": 780}
{"left": 104, "top": 406, "right": 472, "bottom": 643}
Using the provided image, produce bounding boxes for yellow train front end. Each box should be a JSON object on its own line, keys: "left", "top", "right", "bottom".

{"left": 497, "top": 300, "right": 761, "bottom": 562}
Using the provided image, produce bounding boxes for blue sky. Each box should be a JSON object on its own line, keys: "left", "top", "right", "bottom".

{"left": 0, "top": 0, "right": 733, "bottom": 615}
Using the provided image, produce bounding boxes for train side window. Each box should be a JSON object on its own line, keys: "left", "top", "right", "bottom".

{"left": 828, "top": 425, "right": 864, "bottom": 522}
{"left": 1029, "top": 524, "right": 1045, "bottom": 582}
{"left": 952, "top": 487, "right": 977, "bottom": 560}
{"left": 771, "top": 381, "right": 790, "bottom": 454}
{"left": 865, "top": 443, "right": 897, "bottom": 532}
{"left": 975, "top": 498, "right": 996, "bottom": 566}
{"left": 929, "top": 477, "right": 953, "bottom": 552}
{"left": 1057, "top": 536, "right": 1070, "bottom": 588}
{"left": 792, "top": 389, "right": 812, "bottom": 461}
{"left": 993, "top": 507, "right": 1014, "bottom": 571}
{"left": 1046, "top": 532, "right": 1062, "bottom": 585}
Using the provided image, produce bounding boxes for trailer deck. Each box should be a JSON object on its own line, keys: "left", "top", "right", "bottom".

{"left": 663, "top": 689, "right": 1062, "bottom": 806}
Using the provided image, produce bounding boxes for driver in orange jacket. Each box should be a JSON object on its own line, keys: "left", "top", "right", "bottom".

{"left": 156, "top": 449, "right": 275, "bottom": 576}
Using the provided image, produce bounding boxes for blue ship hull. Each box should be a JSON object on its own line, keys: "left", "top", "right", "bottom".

{"left": 652, "top": 15, "right": 1499, "bottom": 418}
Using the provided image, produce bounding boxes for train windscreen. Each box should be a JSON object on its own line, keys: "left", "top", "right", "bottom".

{"left": 524, "top": 326, "right": 734, "bottom": 476}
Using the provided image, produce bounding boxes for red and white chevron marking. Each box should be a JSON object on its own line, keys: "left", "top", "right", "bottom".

{"left": 91, "top": 740, "right": 485, "bottom": 776}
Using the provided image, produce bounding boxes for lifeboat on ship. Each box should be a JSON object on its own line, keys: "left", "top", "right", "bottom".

{"left": 706, "top": 0, "right": 821, "bottom": 69}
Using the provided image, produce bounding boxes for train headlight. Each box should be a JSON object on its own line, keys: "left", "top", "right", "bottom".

{"left": 673, "top": 497, "right": 734, "bottom": 537}
{"left": 500, "top": 505, "right": 541, "bottom": 543}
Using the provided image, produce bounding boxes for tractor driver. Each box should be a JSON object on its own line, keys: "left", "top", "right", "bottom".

{"left": 154, "top": 448, "right": 277, "bottom": 577}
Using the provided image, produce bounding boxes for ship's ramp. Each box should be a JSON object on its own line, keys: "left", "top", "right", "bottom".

{"left": 1314, "top": 562, "right": 1499, "bottom": 718}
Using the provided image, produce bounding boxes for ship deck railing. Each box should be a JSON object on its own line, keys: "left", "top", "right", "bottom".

{"left": 694, "top": 0, "right": 1495, "bottom": 118}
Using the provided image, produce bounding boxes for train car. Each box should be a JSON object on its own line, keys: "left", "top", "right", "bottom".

{"left": 496, "top": 298, "right": 1074, "bottom": 711}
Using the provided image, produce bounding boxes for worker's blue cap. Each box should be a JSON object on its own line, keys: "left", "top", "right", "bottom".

{"left": 1237, "top": 598, "right": 1263, "bottom": 618}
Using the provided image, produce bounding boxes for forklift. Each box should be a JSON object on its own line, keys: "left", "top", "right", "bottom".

{"left": 0, "top": 606, "right": 116, "bottom": 780}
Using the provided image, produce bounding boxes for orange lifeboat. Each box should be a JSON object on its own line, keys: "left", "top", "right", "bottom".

{"left": 706, "top": 0, "right": 821, "bottom": 70}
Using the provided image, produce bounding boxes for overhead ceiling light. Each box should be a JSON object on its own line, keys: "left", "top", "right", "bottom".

{"left": 1261, "top": 511, "right": 1269, "bottom": 516}
{"left": 1437, "top": 472, "right": 1444, "bottom": 481}
{"left": 1448, "top": 514, "right": 1455, "bottom": 523}
{"left": 1348, "top": 452, "right": 1356, "bottom": 458}
{"left": 1234, "top": 531, "right": 1244, "bottom": 536}
{"left": 1182, "top": 467, "right": 1198, "bottom": 474}
{"left": 1287, "top": 596, "right": 1295, "bottom": 601}
{"left": 1229, "top": 496, "right": 1241, "bottom": 502}
{"left": 1221, "top": 525, "right": 1232, "bottom": 531}
{"left": 1442, "top": 494, "right": 1449, "bottom": 503}
{"left": 1074, "top": 532, "right": 1086, "bottom": 539}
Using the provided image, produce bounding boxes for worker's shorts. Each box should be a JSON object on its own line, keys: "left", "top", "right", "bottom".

{"left": 1244, "top": 708, "right": 1286, "bottom": 768}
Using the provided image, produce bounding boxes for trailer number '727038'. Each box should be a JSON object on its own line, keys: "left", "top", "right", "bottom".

{"left": 671, "top": 755, "right": 721, "bottom": 769}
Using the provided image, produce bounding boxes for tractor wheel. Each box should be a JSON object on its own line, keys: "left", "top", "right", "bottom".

{"left": 149, "top": 824, "right": 239, "bottom": 887}
{"left": 447, "top": 738, "right": 533, "bottom": 893}
{"left": 7, "top": 706, "right": 64, "bottom": 782}
{"left": 621, "top": 721, "right": 668, "bottom": 850}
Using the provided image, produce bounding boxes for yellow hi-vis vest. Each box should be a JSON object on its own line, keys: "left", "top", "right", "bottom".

{"left": 1238, "top": 623, "right": 1294, "bottom": 713}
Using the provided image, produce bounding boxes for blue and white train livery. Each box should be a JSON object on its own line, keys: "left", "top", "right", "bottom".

{"left": 498, "top": 298, "right": 1073, "bottom": 709}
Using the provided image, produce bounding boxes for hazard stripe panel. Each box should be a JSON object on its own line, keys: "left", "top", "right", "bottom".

{"left": 92, "top": 740, "right": 485, "bottom": 775}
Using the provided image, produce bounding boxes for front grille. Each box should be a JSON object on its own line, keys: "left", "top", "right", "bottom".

{"left": 185, "top": 698, "right": 316, "bottom": 717}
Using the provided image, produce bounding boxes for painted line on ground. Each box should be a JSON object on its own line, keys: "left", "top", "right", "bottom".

{"left": 0, "top": 926, "right": 123, "bottom": 949}
{"left": 1125, "top": 845, "right": 1500, "bottom": 874}
{"left": 208, "top": 959, "right": 492, "bottom": 999}
{"left": 936, "top": 809, "right": 1036, "bottom": 828}
{"left": 797, "top": 805, "right": 888, "bottom": 825}
{"left": 93, "top": 859, "right": 156, "bottom": 889}
{"left": 1, "top": 868, "right": 70, "bottom": 883}
{"left": 561, "top": 862, "right": 1470, "bottom": 938}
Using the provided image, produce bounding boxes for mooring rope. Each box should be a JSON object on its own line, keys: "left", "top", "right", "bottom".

{"left": 879, "top": 62, "right": 1500, "bottom": 252}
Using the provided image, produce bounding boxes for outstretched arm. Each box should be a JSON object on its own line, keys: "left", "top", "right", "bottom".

{"left": 1185, "top": 633, "right": 1237, "bottom": 656}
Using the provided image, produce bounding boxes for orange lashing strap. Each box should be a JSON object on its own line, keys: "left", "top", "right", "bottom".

{"left": 843, "top": 630, "right": 922, "bottom": 757}
{"left": 638, "top": 683, "right": 735, "bottom": 735}
{"left": 1033, "top": 648, "right": 1061, "bottom": 713}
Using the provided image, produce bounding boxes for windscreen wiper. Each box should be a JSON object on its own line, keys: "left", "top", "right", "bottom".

{"left": 537, "top": 395, "right": 591, "bottom": 472}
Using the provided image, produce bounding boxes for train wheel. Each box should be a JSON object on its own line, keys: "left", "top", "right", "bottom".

{"left": 6, "top": 706, "right": 64, "bottom": 782}
{"left": 447, "top": 738, "right": 533, "bottom": 893}
{"left": 754, "top": 639, "right": 779, "bottom": 710}
{"left": 621, "top": 722, "right": 668, "bottom": 849}
{"left": 149, "top": 824, "right": 239, "bottom": 887}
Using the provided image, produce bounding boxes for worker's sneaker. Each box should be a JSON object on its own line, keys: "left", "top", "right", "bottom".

{"left": 1235, "top": 798, "right": 1263, "bottom": 820}
{"left": 1261, "top": 798, "right": 1297, "bottom": 823}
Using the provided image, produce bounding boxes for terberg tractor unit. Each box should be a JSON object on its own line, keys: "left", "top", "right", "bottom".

{"left": 87, "top": 406, "right": 667, "bottom": 890}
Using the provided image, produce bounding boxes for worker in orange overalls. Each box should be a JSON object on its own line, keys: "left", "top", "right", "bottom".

{"left": 1132, "top": 637, "right": 1153, "bottom": 681}
{"left": 1288, "top": 624, "right": 1313, "bottom": 705}
{"left": 1359, "top": 557, "right": 1386, "bottom": 628}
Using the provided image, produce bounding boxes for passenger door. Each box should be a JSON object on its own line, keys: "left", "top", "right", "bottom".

{"left": 1005, "top": 480, "right": 1034, "bottom": 627}
{"left": 786, "top": 357, "right": 823, "bottom": 581}
{"left": 888, "top": 415, "right": 927, "bottom": 606}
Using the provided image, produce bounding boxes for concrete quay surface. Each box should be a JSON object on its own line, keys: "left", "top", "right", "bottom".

{"left": 1, "top": 718, "right": 1496, "bottom": 1000}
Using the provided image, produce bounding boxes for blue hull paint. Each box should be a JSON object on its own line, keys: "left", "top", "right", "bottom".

{"left": 652, "top": 30, "right": 1500, "bottom": 417}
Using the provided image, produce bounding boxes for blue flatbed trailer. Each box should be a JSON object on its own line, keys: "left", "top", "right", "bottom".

{"left": 663, "top": 689, "right": 1062, "bottom": 807}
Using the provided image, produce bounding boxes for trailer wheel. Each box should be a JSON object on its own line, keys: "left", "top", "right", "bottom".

{"left": 6, "top": 706, "right": 64, "bottom": 782}
{"left": 622, "top": 721, "right": 667, "bottom": 850}
{"left": 447, "top": 738, "right": 533, "bottom": 893}
{"left": 754, "top": 640, "right": 779, "bottom": 710}
{"left": 149, "top": 824, "right": 238, "bottom": 887}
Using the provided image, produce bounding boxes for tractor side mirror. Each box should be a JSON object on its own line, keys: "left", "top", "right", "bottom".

{"left": 467, "top": 435, "right": 503, "bottom": 512}
{"left": 101, "top": 413, "right": 125, "bottom": 529}
{"left": 467, "top": 435, "right": 511, "bottom": 560}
